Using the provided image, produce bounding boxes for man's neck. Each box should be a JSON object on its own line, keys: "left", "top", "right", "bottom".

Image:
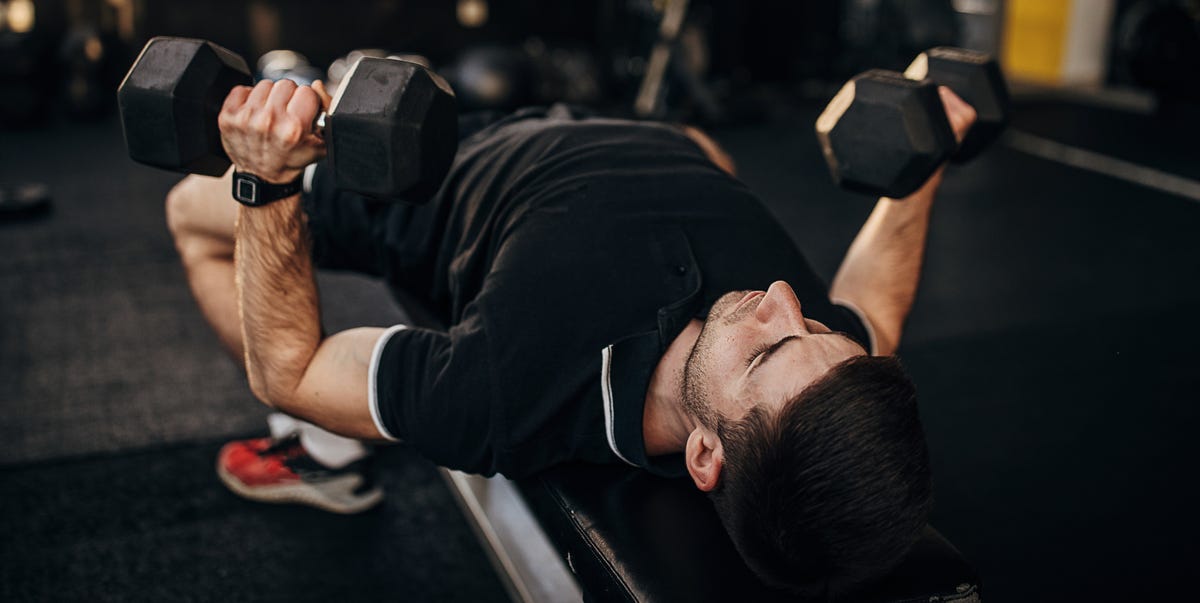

{"left": 643, "top": 318, "right": 704, "bottom": 456}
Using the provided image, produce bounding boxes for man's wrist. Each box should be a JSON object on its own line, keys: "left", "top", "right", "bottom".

{"left": 259, "top": 168, "right": 305, "bottom": 185}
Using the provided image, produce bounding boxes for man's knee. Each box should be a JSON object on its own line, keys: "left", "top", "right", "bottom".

{"left": 164, "top": 178, "right": 194, "bottom": 241}
{"left": 165, "top": 173, "right": 236, "bottom": 262}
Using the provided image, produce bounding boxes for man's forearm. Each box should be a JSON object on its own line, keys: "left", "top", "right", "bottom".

{"left": 830, "top": 172, "right": 940, "bottom": 355}
{"left": 235, "top": 195, "right": 322, "bottom": 407}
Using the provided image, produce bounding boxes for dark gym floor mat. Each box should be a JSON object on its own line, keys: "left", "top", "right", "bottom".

{"left": 907, "top": 301, "right": 1200, "bottom": 602}
{"left": 909, "top": 143, "right": 1200, "bottom": 343}
{"left": 1009, "top": 99, "right": 1200, "bottom": 182}
{"left": 0, "top": 235, "right": 265, "bottom": 465}
{"left": 0, "top": 441, "right": 508, "bottom": 603}
{"left": 0, "top": 118, "right": 263, "bottom": 465}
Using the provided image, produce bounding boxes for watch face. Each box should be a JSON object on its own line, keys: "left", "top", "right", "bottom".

{"left": 232, "top": 171, "right": 300, "bottom": 206}
{"left": 235, "top": 176, "right": 258, "bottom": 205}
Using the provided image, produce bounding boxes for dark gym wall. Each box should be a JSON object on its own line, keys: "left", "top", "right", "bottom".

{"left": 134, "top": 0, "right": 461, "bottom": 68}
{"left": 130, "top": 0, "right": 622, "bottom": 69}
{"left": 129, "top": 0, "right": 862, "bottom": 82}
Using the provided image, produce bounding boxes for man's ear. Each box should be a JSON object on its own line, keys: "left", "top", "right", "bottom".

{"left": 685, "top": 426, "right": 724, "bottom": 492}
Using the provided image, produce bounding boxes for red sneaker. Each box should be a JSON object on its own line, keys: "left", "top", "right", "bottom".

{"left": 216, "top": 435, "right": 383, "bottom": 514}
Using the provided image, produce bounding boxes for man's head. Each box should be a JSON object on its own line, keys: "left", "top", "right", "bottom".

{"left": 681, "top": 281, "right": 932, "bottom": 596}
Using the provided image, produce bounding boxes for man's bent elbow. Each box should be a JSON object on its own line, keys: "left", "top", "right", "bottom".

{"left": 244, "top": 354, "right": 315, "bottom": 415}
{"left": 246, "top": 370, "right": 293, "bottom": 412}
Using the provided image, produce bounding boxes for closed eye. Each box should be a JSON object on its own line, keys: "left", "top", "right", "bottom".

{"left": 746, "top": 332, "right": 863, "bottom": 377}
{"left": 746, "top": 335, "right": 802, "bottom": 370}
{"left": 745, "top": 342, "right": 772, "bottom": 367}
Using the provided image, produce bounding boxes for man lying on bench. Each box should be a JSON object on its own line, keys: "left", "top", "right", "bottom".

{"left": 165, "top": 74, "right": 976, "bottom": 596}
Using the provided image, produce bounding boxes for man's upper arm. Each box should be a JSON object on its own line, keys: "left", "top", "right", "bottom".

{"left": 282, "top": 310, "right": 498, "bottom": 473}
{"left": 829, "top": 298, "right": 880, "bottom": 356}
{"left": 286, "top": 326, "right": 390, "bottom": 440}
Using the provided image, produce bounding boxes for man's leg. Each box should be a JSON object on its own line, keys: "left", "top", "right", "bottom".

{"left": 165, "top": 170, "right": 243, "bottom": 360}
{"left": 165, "top": 170, "right": 381, "bottom": 513}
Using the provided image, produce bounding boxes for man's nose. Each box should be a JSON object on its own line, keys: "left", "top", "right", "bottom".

{"left": 755, "top": 281, "right": 808, "bottom": 331}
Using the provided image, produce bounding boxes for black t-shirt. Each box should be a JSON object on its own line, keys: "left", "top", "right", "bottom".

{"left": 308, "top": 105, "right": 873, "bottom": 479}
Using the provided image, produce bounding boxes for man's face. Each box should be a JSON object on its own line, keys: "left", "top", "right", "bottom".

{"left": 682, "top": 281, "right": 866, "bottom": 428}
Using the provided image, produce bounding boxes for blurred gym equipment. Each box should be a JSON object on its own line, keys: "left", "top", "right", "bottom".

{"left": 256, "top": 49, "right": 323, "bottom": 85}
{"left": 0, "top": 182, "right": 52, "bottom": 221}
{"left": 58, "top": 25, "right": 115, "bottom": 120}
{"left": 1113, "top": 0, "right": 1200, "bottom": 103}
{"left": 443, "top": 45, "right": 535, "bottom": 111}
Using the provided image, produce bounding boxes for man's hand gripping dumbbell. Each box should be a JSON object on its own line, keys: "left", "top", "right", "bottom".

{"left": 217, "top": 76, "right": 331, "bottom": 195}
{"left": 118, "top": 37, "right": 458, "bottom": 204}
{"left": 816, "top": 47, "right": 1010, "bottom": 199}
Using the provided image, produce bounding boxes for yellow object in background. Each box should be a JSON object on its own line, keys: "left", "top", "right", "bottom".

{"left": 1003, "top": 0, "right": 1071, "bottom": 83}
{"left": 1002, "top": 0, "right": 1117, "bottom": 86}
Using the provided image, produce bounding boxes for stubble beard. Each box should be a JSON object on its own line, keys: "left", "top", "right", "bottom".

{"left": 681, "top": 290, "right": 752, "bottom": 431}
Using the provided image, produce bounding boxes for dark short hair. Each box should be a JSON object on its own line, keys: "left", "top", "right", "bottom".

{"left": 709, "top": 355, "right": 932, "bottom": 597}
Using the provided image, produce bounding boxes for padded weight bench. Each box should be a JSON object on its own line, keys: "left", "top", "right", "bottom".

{"left": 397, "top": 294, "right": 983, "bottom": 602}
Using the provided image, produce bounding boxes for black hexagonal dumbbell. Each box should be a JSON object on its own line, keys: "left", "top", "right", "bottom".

{"left": 815, "top": 69, "right": 955, "bottom": 199}
{"left": 814, "top": 47, "right": 1009, "bottom": 199}
{"left": 117, "top": 37, "right": 458, "bottom": 202}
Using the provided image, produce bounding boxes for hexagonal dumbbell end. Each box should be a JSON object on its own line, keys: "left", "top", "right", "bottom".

{"left": 816, "top": 69, "right": 956, "bottom": 199}
{"left": 117, "top": 37, "right": 252, "bottom": 176}
{"left": 905, "top": 47, "right": 1011, "bottom": 162}
{"left": 325, "top": 57, "right": 458, "bottom": 202}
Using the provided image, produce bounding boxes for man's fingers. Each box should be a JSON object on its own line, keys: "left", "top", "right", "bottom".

{"left": 938, "top": 86, "right": 977, "bottom": 144}
{"left": 245, "top": 79, "right": 274, "bottom": 107}
{"left": 311, "top": 80, "right": 333, "bottom": 111}
{"left": 938, "top": 86, "right": 972, "bottom": 120}
{"left": 286, "top": 86, "right": 324, "bottom": 137}
{"left": 265, "top": 78, "right": 298, "bottom": 113}
{"left": 285, "top": 85, "right": 322, "bottom": 118}
{"left": 222, "top": 85, "right": 252, "bottom": 114}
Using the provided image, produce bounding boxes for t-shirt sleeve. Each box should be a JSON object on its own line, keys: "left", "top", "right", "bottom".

{"left": 829, "top": 298, "right": 878, "bottom": 356}
{"left": 367, "top": 308, "right": 498, "bottom": 474}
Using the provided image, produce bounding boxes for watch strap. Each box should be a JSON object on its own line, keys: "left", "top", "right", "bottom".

{"left": 232, "top": 170, "right": 304, "bottom": 207}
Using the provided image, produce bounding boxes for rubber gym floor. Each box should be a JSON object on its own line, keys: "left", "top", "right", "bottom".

{"left": 2, "top": 96, "right": 1198, "bottom": 602}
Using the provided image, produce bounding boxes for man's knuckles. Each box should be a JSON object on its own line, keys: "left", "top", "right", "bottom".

{"left": 247, "top": 111, "right": 275, "bottom": 134}
{"left": 274, "top": 121, "right": 305, "bottom": 145}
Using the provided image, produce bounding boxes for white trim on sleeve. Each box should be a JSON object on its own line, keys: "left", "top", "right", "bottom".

{"left": 601, "top": 345, "right": 637, "bottom": 467}
{"left": 302, "top": 163, "right": 317, "bottom": 194}
{"left": 368, "top": 324, "right": 409, "bottom": 442}
{"left": 831, "top": 297, "right": 879, "bottom": 356}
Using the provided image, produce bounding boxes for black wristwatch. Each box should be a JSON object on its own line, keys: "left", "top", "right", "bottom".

{"left": 231, "top": 170, "right": 304, "bottom": 207}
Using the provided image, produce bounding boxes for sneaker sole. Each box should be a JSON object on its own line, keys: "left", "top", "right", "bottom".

{"left": 216, "top": 463, "right": 384, "bottom": 514}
